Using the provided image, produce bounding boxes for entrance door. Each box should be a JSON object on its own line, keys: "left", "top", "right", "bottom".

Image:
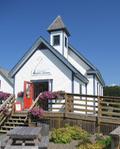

{"left": 33, "top": 81, "right": 49, "bottom": 110}
{"left": 34, "top": 81, "right": 49, "bottom": 99}
{"left": 24, "top": 81, "right": 33, "bottom": 109}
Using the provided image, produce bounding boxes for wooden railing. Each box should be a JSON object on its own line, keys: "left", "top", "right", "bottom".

{"left": 28, "top": 94, "right": 41, "bottom": 112}
{"left": 27, "top": 94, "right": 41, "bottom": 124}
{"left": 0, "top": 94, "right": 15, "bottom": 127}
{"left": 48, "top": 93, "right": 98, "bottom": 115}
{"left": 28, "top": 93, "right": 120, "bottom": 117}
{"left": 28, "top": 93, "right": 120, "bottom": 128}
{"left": 98, "top": 96, "right": 120, "bottom": 125}
{"left": 66, "top": 93, "right": 98, "bottom": 114}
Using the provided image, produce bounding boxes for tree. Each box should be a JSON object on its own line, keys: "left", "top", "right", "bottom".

{"left": 103, "top": 86, "right": 120, "bottom": 97}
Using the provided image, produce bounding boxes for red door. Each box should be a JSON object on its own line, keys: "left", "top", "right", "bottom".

{"left": 24, "top": 81, "right": 33, "bottom": 109}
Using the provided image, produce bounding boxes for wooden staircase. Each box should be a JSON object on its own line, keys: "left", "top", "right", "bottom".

{"left": 0, "top": 95, "right": 29, "bottom": 134}
{"left": 0, "top": 112, "right": 28, "bottom": 133}
{"left": 0, "top": 94, "right": 40, "bottom": 134}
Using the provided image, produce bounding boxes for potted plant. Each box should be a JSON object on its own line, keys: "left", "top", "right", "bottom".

{"left": 29, "top": 107, "right": 44, "bottom": 126}
{"left": 38, "top": 91, "right": 65, "bottom": 110}
{"left": 0, "top": 91, "right": 10, "bottom": 104}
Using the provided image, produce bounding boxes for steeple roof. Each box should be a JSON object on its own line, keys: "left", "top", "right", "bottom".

{"left": 47, "top": 16, "right": 70, "bottom": 36}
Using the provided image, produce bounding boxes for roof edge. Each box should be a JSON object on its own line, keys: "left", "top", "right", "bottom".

{"left": 9, "top": 36, "right": 88, "bottom": 84}
{"left": 87, "top": 70, "right": 105, "bottom": 86}
{"left": 68, "top": 44, "right": 105, "bottom": 86}
{"left": 0, "top": 70, "right": 13, "bottom": 87}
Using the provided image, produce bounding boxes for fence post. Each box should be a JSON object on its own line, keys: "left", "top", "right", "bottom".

{"left": 65, "top": 93, "right": 68, "bottom": 114}
{"left": 85, "top": 96, "right": 87, "bottom": 115}
{"left": 97, "top": 96, "right": 101, "bottom": 133}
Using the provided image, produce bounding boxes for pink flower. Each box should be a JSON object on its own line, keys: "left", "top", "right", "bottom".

{"left": 29, "top": 107, "right": 44, "bottom": 118}
{"left": 0, "top": 91, "right": 11, "bottom": 101}
{"left": 39, "top": 91, "right": 64, "bottom": 101}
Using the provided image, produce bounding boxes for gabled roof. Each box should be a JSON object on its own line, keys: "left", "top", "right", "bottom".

{"left": 0, "top": 67, "right": 13, "bottom": 87}
{"left": 9, "top": 37, "right": 88, "bottom": 84}
{"left": 68, "top": 44, "right": 105, "bottom": 86}
{"left": 47, "top": 16, "right": 70, "bottom": 36}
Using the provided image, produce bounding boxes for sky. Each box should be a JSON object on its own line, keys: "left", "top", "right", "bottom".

{"left": 0, "top": 0, "right": 120, "bottom": 85}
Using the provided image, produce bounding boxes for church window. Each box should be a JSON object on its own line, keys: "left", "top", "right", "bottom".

{"left": 53, "top": 35, "right": 60, "bottom": 46}
{"left": 65, "top": 36, "right": 67, "bottom": 47}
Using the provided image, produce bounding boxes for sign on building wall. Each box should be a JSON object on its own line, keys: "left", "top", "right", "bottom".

{"left": 31, "top": 57, "right": 51, "bottom": 76}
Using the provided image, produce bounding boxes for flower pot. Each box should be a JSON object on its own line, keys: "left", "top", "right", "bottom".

{"left": 29, "top": 122, "right": 37, "bottom": 127}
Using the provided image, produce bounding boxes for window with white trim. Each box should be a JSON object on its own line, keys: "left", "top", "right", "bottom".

{"left": 65, "top": 36, "right": 67, "bottom": 47}
{"left": 53, "top": 35, "right": 60, "bottom": 46}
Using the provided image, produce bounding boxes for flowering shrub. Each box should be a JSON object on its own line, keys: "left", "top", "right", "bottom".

{"left": 39, "top": 91, "right": 65, "bottom": 101}
{"left": 17, "top": 91, "right": 24, "bottom": 98}
{"left": 0, "top": 91, "right": 10, "bottom": 101}
{"left": 29, "top": 107, "right": 44, "bottom": 119}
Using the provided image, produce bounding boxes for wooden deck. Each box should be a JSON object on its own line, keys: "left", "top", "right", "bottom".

{"left": 36, "top": 93, "right": 120, "bottom": 134}
{"left": 0, "top": 93, "right": 120, "bottom": 135}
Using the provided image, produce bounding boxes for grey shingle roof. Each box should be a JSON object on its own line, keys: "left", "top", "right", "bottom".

{"left": 47, "top": 16, "right": 70, "bottom": 36}
{"left": 9, "top": 37, "right": 88, "bottom": 84}
{"left": 0, "top": 67, "right": 13, "bottom": 87}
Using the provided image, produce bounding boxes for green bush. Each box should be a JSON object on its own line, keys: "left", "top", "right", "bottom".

{"left": 50, "top": 125, "right": 111, "bottom": 147}
{"left": 50, "top": 125, "right": 89, "bottom": 144}
{"left": 65, "top": 125, "right": 89, "bottom": 141}
{"left": 50, "top": 128, "right": 71, "bottom": 143}
{"left": 97, "top": 136, "right": 112, "bottom": 147}
{"left": 78, "top": 134, "right": 111, "bottom": 149}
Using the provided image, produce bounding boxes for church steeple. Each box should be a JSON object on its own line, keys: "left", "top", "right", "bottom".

{"left": 47, "top": 16, "right": 70, "bottom": 59}
{"left": 48, "top": 16, "right": 70, "bottom": 36}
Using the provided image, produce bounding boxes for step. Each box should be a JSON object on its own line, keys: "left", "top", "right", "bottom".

{"left": 0, "top": 129, "right": 8, "bottom": 133}
{"left": 9, "top": 118, "right": 26, "bottom": 122}
{"left": 14, "top": 110, "right": 28, "bottom": 114}
{"left": 12, "top": 114, "right": 27, "bottom": 117}
{"left": 1, "top": 125, "right": 14, "bottom": 130}
{"left": 11, "top": 116, "right": 27, "bottom": 119}
{"left": 5, "top": 121, "right": 26, "bottom": 126}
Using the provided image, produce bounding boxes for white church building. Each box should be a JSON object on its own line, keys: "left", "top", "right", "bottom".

{"left": 9, "top": 16, "right": 105, "bottom": 109}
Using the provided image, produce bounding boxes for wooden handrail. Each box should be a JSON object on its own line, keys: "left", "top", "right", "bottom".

{"left": 0, "top": 94, "right": 14, "bottom": 110}
{"left": 67, "top": 93, "right": 120, "bottom": 99}
{"left": 0, "top": 94, "right": 15, "bottom": 126}
{"left": 28, "top": 94, "right": 41, "bottom": 112}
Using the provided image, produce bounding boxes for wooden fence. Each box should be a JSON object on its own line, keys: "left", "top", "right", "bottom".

{"left": 98, "top": 96, "right": 120, "bottom": 134}
{"left": 39, "top": 93, "right": 120, "bottom": 134}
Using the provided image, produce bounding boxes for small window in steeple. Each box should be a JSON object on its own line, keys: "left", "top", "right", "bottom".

{"left": 65, "top": 37, "right": 67, "bottom": 47}
{"left": 53, "top": 35, "right": 60, "bottom": 46}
